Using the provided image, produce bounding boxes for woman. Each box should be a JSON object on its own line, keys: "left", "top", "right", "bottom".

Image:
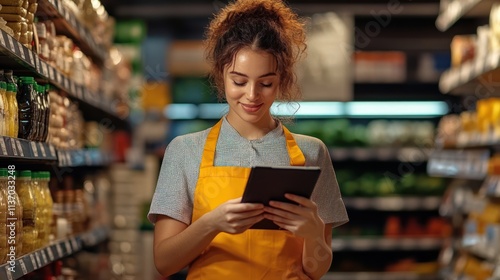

{"left": 148, "top": 0, "right": 348, "bottom": 279}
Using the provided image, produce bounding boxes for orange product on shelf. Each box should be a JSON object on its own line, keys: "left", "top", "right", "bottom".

{"left": 384, "top": 216, "right": 401, "bottom": 237}
{"left": 488, "top": 154, "right": 500, "bottom": 175}
{"left": 450, "top": 34, "right": 476, "bottom": 68}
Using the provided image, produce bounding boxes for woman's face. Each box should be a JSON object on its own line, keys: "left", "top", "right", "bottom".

{"left": 223, "top": 47, "right": 280, "bottom": 128}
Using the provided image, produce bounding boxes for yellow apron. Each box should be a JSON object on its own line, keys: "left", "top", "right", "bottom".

{"left": 188, "top": 119, "right": 308, "bottom": 280}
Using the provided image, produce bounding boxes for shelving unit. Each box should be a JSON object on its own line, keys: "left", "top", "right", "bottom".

{"left": 331, "top": 237, "right": 445, "bottom": 251}
{"left": 0, "top": 0, "right": 121, "bottom": 278}
{"left": 343, "top": 197, "right": 442, "bottom": 211}
{"left": 36, "top": 0, "right": 107, "bottom": 63}
{"left": 322, "top": 272, "right": 440, "bottom": 280}
{"left": 331, "top": 147, "right": 431, "bottom": 162}
{"left": 431, "top": 1, "right": 500, "bottom": 279}
{"left": 0, "top": 226, "right": 109, "bottom": 280}
{"left": 439, "top": 51, "right": 500, "bottom": 95}
{"left": 435, "top": 0, "right": 495, "bottom": 31}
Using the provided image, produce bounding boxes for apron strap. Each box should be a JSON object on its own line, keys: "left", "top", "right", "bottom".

{"left": 200, "top": 118, "right": 305, "bottom": 168}
{"left": 282, "top": 126, "right": 305, "bottom": 166}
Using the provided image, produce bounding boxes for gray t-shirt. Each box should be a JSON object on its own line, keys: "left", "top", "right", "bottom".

{"left": 148, "top": 117, "right": 349, "bottom": 228}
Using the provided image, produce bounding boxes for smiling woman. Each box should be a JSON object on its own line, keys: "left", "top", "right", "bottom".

{"left": 148, "top": 0, "right": 349, "bottom": 279}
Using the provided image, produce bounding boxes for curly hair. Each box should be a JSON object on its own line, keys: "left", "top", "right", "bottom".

{"left": 204, "top": 0, "right": 307, "bottom": 102}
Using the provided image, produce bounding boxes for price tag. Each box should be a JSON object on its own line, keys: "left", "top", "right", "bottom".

{"left": 0, "top": 137, "right": 7, "bottom": 155}
{"left": 5, "top": 266, "right": 13, "bottom": 280}
{"left": 18, "top": 44, "right": 25, "bottom": 60}
{"left": 9, "top": 138, "right": 18, "bottom": 156}
{"left": 71, "top": 82, "right": 76, "bottom": 95}
{"left": 49, "top": 145, "right": 56, "bottom": 158}
{"left": 38, "top": 142, "right": 47, "bottom": 158}
{"left": 28, "top": 51, "right": 34, "bottom": 65}
{"left": 0, "top": 32, "right": 6, "bottom": 47}
{"left": 65, "top": 239, "right": 72, "bottom": 252}
{"left": 71, "top": 238, "right": 79, "bottom": 250}
{"left": 16, "top": 139, "right": 24, "bottom": 157}
{"left": 66, "top": 152, "right": 72, "bottom": 166}
{"left": 41, "top": 250, "right": 48, "bottom": 265}
{"left": 30, "top": 253, "right": 38, "bottom": 270}
{"left": 35, "top": 251, "right": 42, "bottom": 267}
{"left": 31, "top": 142, "right": 39, "bottom": 157}
{"left": 18, "top": 258, "right": 28, "bottom": 274}
{"left": 77, "top": 86, "right": 83, "bottom": 99}
{"left": 46, "top": 247, "right": 55, "bottom": 261}
{"left": 55, "top": 243, "right": 63, "bottom": 257}
{"left": 6, "top": 35, "right": 13, "bottom": 50}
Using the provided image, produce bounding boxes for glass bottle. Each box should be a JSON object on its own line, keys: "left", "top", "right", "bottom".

{"left": 16, "top": 170, "right": 37, "bottom": 254}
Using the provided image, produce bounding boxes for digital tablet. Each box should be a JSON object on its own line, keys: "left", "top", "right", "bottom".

{"left": 241, "top": 166, "right": 321, "bottom": 230}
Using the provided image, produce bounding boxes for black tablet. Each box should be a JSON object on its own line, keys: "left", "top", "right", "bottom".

{"left": 241, "top": 166, "right": 321, "bottom": 230}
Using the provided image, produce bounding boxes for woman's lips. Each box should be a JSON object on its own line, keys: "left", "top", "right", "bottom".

{"left": 241, "top": 103, "right": 263, "bottom": 113}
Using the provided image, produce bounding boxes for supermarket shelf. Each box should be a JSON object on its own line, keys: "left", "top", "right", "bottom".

{"left": 0, "top": 137, "right": 57, "bottom": 162}
{"left": 435, "top": 0, "right": 495, "bottom": 31}
{"left": 57, "top": 149, "right": 114, "bottom": 167}
{"left": 330, "top": 147, "right": 431, "bottom": 162}
{"left": 0, "top": 137, "right": 113, "bottom": 167}
{"left": 0, "top": 226, "right": 109, "bottom": 280}
{"left": 331, "top": 237, "right": 445, "bottom": 251}
{"left": 0, "top": 28, "right": 126, "bottom": 125}
{"left": 343, "top": 196, "right": 442, "bottom": 211}
{"left": 36, "top": 0, "right": 107, "bottom": 63}
{"left": 322, "top": 272, "right": 440, "bottom": 280}
{"left": 427, "top": 149, "right": 490, "bottom": 179}
{"left": 439, "top": 51, "right": 500, "bottom": 95}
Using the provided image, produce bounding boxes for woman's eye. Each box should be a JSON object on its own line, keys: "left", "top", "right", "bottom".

{"left": 233, "top": 81, "right": 246, "bottom": 86}
{"left": 261, "top": 83, "right": 272, "bottom": 87}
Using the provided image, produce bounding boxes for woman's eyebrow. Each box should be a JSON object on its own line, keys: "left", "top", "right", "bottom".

{"left": 229, "top": 71, "right": 277, "bottom": 78}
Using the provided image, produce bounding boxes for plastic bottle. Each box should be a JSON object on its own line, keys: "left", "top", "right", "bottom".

{"left": 42, "top": 85, "right": 51, "bottom": 142}
{"left": 31, "top": 83, "right": 42, "bottom": 142}
{"left": 31, "top": 172, "right": 46, "bottom": 249}
{"left": 1, "top": 168, "right": 23, "bottom": 258}
{"left": 0, "top": 82, "right": 7, "bottom": 136}
{"left": 0, "top": 168, "right": 8, "bottom": 263}
{"left": 16, "top": 170, "right": 38, "bottom": 254}
{"left": 17, "top": 77, "right": 35, "bottom": 140}
{"left": 6, "top": 83, "right": 18, "bottom": 138}
{"left": 41, "top": 172, "right": 53, "bottom": 244}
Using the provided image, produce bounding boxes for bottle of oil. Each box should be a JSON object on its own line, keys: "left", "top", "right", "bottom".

{"left": 17, "top": 77, "right": 35, "bottom": 140}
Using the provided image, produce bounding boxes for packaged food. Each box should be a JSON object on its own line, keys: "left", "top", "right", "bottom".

{"left": 13, "top": 31, "right": 19, "bottom": 40}
{"left": 27, "top": 2, "right": 36, "bottom": 13}
{"left": 0, "top": 24, "right": 14, "bottom": 36}
{"left": 21, "top": 0, "right": 27, "bottom": 9}
{"left": 25, "top": 11, "right": 33, "bottom": 23}
{"left": 0, "top": 0, "right": 23, "bottom": 6}
{"left": 0, "top": 13, "right": 24, "bottom": 21}
{"left": 1, "top": 6, "right": 27, "bottom": 17}
{"left": 5, "top": 21, "right": 25, "bottom": 33}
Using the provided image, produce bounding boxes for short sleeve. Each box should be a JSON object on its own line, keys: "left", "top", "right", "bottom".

{"left": 148, "top": 137, "right": 193, "bottom": 225}
{"left": 310, "top": 141, "right": 349, "bottom": 228}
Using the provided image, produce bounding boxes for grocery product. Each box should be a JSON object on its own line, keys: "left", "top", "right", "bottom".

{"left": 17, "top": 76, "right": 35, "bottom": 140}
{"left": 0, "top": 81, "right": 6, "bottom": 136}
{"left": 6, "top": 83, "right": 18, "bottom": 138}
{"left": 15, "top": 170, "right": 37, "bottom": 254}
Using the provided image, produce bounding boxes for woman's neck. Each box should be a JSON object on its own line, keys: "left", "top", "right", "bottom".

{"left": 225, "top": 114, "right": 277, "bottom": 140}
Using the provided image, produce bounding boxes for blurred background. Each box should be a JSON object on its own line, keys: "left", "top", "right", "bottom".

{"left": 0, "top": 0, "right": 499, "bottom": 279}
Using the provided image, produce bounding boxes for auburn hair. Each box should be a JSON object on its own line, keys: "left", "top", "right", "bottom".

{"left": 204, "top": 0, "right": 307, "bottom": 101}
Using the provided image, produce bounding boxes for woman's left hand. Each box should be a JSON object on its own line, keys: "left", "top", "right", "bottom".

{"left": 263, "top": 193, "right": 324, "bottom": 239}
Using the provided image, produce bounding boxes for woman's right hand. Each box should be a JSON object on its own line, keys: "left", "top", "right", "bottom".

{"left": 205, "top": 197, "right": 264, "bottom": 234}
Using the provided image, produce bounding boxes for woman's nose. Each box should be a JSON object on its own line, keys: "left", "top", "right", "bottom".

{"left": 246, "top": 84, "right": 259, "bottom": 100}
